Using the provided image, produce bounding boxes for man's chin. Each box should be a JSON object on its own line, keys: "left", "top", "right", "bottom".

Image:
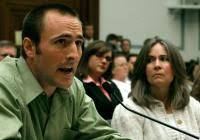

{"left": 60, "top": 80, "right": 73, "bottom": 88}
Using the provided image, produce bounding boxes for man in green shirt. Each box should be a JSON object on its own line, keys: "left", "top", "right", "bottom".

{"left": 0, "top": 3, "right": 130, "bottom": 140}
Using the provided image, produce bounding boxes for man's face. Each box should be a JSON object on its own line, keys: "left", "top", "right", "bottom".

{"left": 27, "top": 11, "right": 83, "bottom": 90}
{"left": 122, "top": 40, "right": 131, "bottom": 53}
{"left": 85, "top": 25, "right": 94, "bottom": 39}
{"left": 0, "top": 46, "right": 16, "bottom": 61}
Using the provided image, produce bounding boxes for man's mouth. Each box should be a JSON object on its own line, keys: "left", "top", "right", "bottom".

{"left": 58, "top": 67, "right": 73, "bottom": 74}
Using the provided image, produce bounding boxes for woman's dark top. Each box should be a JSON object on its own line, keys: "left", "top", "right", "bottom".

{"left": 82, "top": 81, "right": 123, "bottom": 120}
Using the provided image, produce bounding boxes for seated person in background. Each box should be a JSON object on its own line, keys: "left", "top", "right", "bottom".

{"left": 185, "top": 59, "right": 199, "bottom": 82}
{"left": 106, "top": 33, "right": 121, "bottom": 54}
{"left": 192, "top": 63, "right": 200, "bottom": 81}
{"left": 120, "top": 38, "right": 131, "bottom": 57}
{"left": 0, "top": 3, "right": 130, "bottom": 140}
{"left": 111, "top": 53, "right": 131, "bottom": 100}
{"left": 83, "top": 23, "right": 94, "bottom": 48}
{"left": 127, "top": 53, "right": 138, "bottom": 80}
{"left": 191, "top": 66, "right": 200, "bottom": 101}
{"left": 76, "top": 40, "right": 123, "bottom": 121}
{"left": 0, "top": 40, "right": 17, "bottom": 61}
{"left": 111, "top": 36, "right": 200, "bottom": 140}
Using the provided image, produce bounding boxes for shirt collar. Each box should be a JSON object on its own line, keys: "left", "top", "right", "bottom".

{"left": 17, "top": 57, "right": 43, "bottom": 105}
{"left": 83, "top": 75, "right": 107, "bottom": 86}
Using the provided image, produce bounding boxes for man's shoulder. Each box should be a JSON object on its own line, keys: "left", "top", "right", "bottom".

{"left": 0, "top": 57, "right": 24, "bottom": 100}
{"left": 0, "top": 57, "right": 18, "bottom": 77}
{"left": 0, "top": 57, "right": 21, "bottom": 89}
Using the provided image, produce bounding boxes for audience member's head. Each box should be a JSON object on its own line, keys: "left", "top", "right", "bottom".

{"left": 77, "top": 40, "right": 113, "bottom": 80}
{"left": 112, "top": 53, "right": 129, "bottom": 82}
{"left": 191, "top": 68, "right": 200, "bottom": 101}
{"left": 193, "top": 64, "right": 200, "bottom": 80}
{"left": 105, "top": 33, "right": 120, "bottom": 53}
{"left": 83, "top": 23, "right": 94, "bottom": 40}
{"left": 127, "top": 53, "right": 138, "bottom": 79}
{"left": 143, "top": 37, "right": 151, "bottom": 46}
{"left": 0, "top": 40, "right": 17, "bottom": 61}
{"left": 121, "top": 38, "right": 131, "bottom": 55}
{"left": 83, "top": 23, "right": 94, "bottom": 49}
{"left": 185, "top": 59, "right": 199, "bottom": 81}
{"left": 106, "top": 34, "right": 119, "bottom": 45}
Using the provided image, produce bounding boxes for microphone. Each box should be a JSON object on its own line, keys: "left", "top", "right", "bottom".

{"left": 110, "top": 90, "right": 200, "bottom": 140}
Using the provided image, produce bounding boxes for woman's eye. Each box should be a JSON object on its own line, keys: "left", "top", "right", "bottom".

{"left": 160, "top": 56, "right": 169, "bottom": 61}
{"left": 147, "top": 57, "right": 155, "bottom": 63}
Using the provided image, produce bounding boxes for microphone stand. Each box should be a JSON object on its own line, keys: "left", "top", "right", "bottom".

{"left": 112, "top": 93, "right": 200, "bottom": 140}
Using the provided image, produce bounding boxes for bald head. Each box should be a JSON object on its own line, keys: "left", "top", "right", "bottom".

{"left": 0, "top": 40, "right": 17, "bottom": 61}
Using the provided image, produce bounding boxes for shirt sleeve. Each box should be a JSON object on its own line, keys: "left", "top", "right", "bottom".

{"left": 73, "top": 78, "right": 131, "bottom": 140}
{"left": 0, "top": 82, "right": 22, "bottom": 139}
{"left": 111, "top": 101, "right": 144, "bottom": 140}
{"left": 190, "top": 97, "right": 200, "bottom": 132}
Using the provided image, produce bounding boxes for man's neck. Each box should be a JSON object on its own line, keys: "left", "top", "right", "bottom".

{"left": 43, "top": 86, "right": 56, "bottom": 97}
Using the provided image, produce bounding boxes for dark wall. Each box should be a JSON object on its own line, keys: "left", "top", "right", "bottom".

{"left": 0, "top": 0, "right": 99, "bottom": 44}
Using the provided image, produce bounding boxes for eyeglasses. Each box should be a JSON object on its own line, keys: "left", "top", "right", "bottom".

{"left": 115, "top": 63, "right": 128, "bottom": 67}
{"left": 95, "top": 53, "right": 112, "bottom": 62}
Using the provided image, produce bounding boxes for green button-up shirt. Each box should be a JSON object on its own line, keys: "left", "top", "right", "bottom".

{"left": 0, "top": 57, "right": 130, "bottom": 140}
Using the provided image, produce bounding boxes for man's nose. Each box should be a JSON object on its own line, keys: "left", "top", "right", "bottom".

{"left": 65, "top": 42, "right": 80, "bottom": 59}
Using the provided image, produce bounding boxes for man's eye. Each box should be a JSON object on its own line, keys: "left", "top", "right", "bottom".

{"left": 55, "top": 39, "right": 67, "bottom": 46}
{"left": 75, "top": 40, "right": 84, "bottom": 48}
{"left": 54, "top": 38, "right": 84, "bottom": 49}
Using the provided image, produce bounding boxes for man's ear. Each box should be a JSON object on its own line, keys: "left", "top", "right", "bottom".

{"left": 23, "top": 37, "right": 36, "bottom": 58}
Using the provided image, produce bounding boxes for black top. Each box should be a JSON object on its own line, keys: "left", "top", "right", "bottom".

{"left": 82, "top": 81, "right": 123, "bottom": 120}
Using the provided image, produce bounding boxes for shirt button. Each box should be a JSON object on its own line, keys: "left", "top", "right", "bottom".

{"left": 176, "top": 119, "right": 182, "bottom": 124}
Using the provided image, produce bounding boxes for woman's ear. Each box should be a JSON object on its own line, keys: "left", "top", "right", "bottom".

{"left": 22, "top": 37, "right": 36, "bottom": 58}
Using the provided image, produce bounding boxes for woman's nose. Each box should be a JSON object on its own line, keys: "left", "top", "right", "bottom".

{"left": 154, "top": 59, "right": 161, "bottom": 70}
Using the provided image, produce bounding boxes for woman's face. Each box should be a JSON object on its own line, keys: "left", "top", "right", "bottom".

{"left": 88, "top": 51, "right": 112, "bottom": 77}
{"left": 145, "top": 43, "right": 174, "bottom": 88}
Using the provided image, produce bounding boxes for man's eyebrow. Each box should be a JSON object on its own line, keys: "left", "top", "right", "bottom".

{"left": 52, "top": 33, "right": 84, "bottom": 40}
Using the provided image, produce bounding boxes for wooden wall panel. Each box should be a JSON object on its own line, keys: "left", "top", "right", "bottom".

{"left": 0, "top": 0, "right": 99, "bottom": 43}
{"left": 79, "top": 0, "right": 99, "bottom": 39}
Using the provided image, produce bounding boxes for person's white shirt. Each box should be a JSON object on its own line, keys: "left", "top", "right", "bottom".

{"left": 84, "top": 38, "right": 94, "bottom": 48}
{"left": 112, "top": 78, "right": 131, "bottom": 100}
{"left": 111, "top": 97, "right": 200, "bottom": 140}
